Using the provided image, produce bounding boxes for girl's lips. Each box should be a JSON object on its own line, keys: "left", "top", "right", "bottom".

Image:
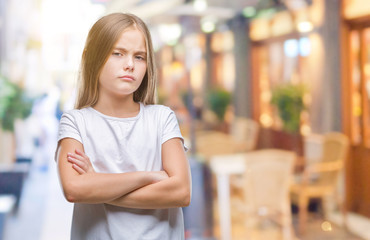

{"left": 119, "top": 75, "right": 135, "bottom": 81}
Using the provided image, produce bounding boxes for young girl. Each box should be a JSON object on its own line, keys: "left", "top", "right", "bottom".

{"left": 55, "top": 13, "right": 191, "bottom": 240}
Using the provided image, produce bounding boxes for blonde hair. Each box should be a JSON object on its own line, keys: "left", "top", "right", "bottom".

{"left": 75, "top": 13, "right": 157, "bottom": 109}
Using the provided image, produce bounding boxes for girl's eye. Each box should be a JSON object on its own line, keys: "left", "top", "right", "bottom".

{"left": 135, "top": 55, "right": 145, "bottom": 61}
{"left": 112, "top": 52, "right": 122, "bottom": 56}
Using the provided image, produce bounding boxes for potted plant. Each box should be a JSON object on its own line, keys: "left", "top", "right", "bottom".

{"left": 205, "top": 88, "right": 232, "bottom": 132}
{"left": 0, "top": 75, "right": 34, "bottom": 164}
{"left": 271, "top": 82, "right": 307, "bottom": 133}
{"left": 0, "top": 75, "right": 35, "bottom": 211}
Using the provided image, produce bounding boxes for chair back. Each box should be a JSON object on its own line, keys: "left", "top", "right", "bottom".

{"left": 303, "top": 133, "right": 324, "bottom": 164}
{"left": 243, "top": 149, "right": 295, "bottom": 217}
{"left": 230, "top": 117, "right": 260, "bottom": 151}
{"left": 316, "top": 132, "right": 349, "bottom": 186}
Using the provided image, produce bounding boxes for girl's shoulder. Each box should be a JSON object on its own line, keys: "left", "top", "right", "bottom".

{"left": 142, "top": 103, "right": 174, "bottom": 116}
{"left": 143, "top": 103, "right": 171, "bottom": 111}
{"left": 62, "top": 107, "right": 90, "bottom": 115}
{"left": 60, "top": 107, "right": 93, "bottom": 121}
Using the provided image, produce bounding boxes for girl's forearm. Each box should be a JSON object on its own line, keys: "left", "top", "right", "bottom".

{"left": 63, "top": 171, "right": 156, "bottom": 204}
{"left": 107, "top": 175, "right": 191, "bottom": 209}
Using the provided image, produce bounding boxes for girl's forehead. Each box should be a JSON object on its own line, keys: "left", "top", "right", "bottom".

{"left": 114, "top": 27, "right": 146, "bottom": 47}
{"left": 121, "top": 26, "right": 145, "bottom": 38}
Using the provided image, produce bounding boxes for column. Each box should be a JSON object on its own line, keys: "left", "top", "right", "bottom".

{"left": 230, "top": 15, "right": 253, "bottom": 118}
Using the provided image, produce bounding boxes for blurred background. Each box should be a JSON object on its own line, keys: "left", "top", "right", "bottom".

{"left": 1, "top": 0, "right": 370, "bottom": 239}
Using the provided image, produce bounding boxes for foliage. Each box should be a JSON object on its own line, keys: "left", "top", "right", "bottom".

{"left": 207, "top": 88, "right": 231, "bottom": 122}
{"left": 271, "top": 82, "right": 307, "bottom": 133}
{"left": 0, "top": 75, "right": 34, "bottom": 132}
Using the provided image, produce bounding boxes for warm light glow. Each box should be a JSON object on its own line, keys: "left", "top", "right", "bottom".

{"left": 364, "top": 63, "right": 370, "bottom": 76}
{"left": 261, "top": 91, "right": 271, "bottom": 102}
{"left": 190, "top": 60, "right": 205, "bottom": 91}
{"left": 297, "top": 21, "right": 314, "bottom": 33}
{"left": 193, "top": 0, "right": 207, "bottom": 12}
{"left": 260, "top": 113, "right": 273, "bottom": 127}
{"left": 300, "top": 124, "right": 311, "bottom": 136}
{"left": 303, "top": 93, "right": 311, "bottom": 105}
{"left": 250, "top": 18, "right": 270, "bottom": 41}
{"left": 170, "top": 61, "right": 185, "bottom": 82}
{"left": 222, "top": 53, "right": 235, "bottom": 91}
{"left": 271, "top": 11, "right": 294, "bottom": 37}
{"left": 211, "top": 31, "right": 234, "bottom": 52}
{"left": 321, "top": 221, "right": 332, "bottom": 232}
{"left": 344, "top": 0, "right": 370, "bottom": 19}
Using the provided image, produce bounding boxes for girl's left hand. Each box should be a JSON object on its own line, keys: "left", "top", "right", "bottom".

{"left": 67, "top": 149, "right": 95, "bottom": 174}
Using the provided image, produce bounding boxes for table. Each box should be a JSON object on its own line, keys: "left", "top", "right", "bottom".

{"left": 209, "top": 153, "right": 247, "bottom": 240}
{"left": 183, "top": 130, "right": 247, "bottom": 161}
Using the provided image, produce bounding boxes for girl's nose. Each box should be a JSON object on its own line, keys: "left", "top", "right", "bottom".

{"left": 124, "top": 57, "right": 134, "bottom": 71}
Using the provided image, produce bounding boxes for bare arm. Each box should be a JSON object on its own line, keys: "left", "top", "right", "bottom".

{"left": 108, "top": 138, "right": 191, "bottom": 209}
{"left": 57, "top": 138, "right": 167, "bottom": 204}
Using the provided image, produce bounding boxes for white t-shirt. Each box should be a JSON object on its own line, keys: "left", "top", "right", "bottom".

{"left": 56, "top": 103, "right": 187, "bottom": 240}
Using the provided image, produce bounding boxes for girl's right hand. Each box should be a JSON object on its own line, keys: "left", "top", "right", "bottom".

{"left": 67, "top": 149, "right": 95, "bottom": 175}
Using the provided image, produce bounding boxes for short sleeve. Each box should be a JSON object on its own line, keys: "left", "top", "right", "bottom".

{"left": 161, "top": 109, "right": 188, "bottom": 151}
{"left": 57, "top": 112, "right": 83, "bottom": 144}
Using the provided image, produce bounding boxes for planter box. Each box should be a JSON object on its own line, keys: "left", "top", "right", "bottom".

{"left": 0, "top": 130, "right": 15, "bottom": 165}
{"left": 256, "top": 127, "right": 304, "bottom": 156}
{"left": 0, "top": 163, "right": 29, "bottom": 211}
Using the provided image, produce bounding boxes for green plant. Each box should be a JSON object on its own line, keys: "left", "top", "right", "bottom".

{"left": 271, "top": 82, "right": 307, "bottom": 133}
{"left": 207, "top": 88, "right": 231, "bottom": 122}
{"left": 0, "top": 75, "right": 34, "bottom": 132}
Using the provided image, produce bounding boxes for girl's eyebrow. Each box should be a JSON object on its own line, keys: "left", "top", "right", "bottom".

{"left": 114, "top": 47, "right": 147, "bottom": 55}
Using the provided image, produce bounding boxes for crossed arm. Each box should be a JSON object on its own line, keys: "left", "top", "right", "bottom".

{"left": 56, "top": 137, "right": 191, "bottom": 209}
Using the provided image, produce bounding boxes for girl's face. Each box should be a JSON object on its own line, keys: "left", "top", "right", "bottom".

{"left": 98, "top": 27, "right": 147, "bottom": 101}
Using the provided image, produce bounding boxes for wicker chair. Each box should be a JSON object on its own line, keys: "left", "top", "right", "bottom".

{"left": 290, "top": 132, "right": 349, "bottom": 233}
{"left": 239, "top": 149, "right": 296, "bottom": 240}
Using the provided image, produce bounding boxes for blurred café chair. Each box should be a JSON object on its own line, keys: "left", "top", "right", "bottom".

{"left": 230, "top": 117, "right": 260, "bottom": 152}
{"left": 228, "top": 117, "right": 260, "bottom": 197}
{"left": 239, "top": 149, "right": 296, "bottom": 240}
{"left": 290, "top": 132, "right": 349, "bottom": 234}
{"left": 195, "top": 117, "right": 260, "bottom": 160}
{"left": 303, "top": 133, "right": 324, "bottom": 166}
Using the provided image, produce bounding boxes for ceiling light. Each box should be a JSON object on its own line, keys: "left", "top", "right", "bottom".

{"left": 158, "top": 24, "right": 182, "bottom": 46}
{"left": 201, "top": 16, "right": 216, "bottom": 33}
{"left": 193, "top": 0, "right": 207, "bottom": 12}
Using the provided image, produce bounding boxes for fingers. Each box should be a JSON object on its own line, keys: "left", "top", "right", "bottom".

{"left": 75, "top": 149, "right": 87, "bottom": 158}
{"left": 68, "top": 153, "right": 84, "bottom": 162}
{"left": 67, "top": 150, "right": 95, "bottom": 174}
{"left": 67, "top": 155, "right": 87, "bottom": 173}
{"left": 72, "top": 163, "right": 86, "bottom": 174}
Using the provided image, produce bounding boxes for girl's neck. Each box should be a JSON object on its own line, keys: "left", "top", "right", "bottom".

{"left": 93, "top": 95, "right": 140, "bottom": 118}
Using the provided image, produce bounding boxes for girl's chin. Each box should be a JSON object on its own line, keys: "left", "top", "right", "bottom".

{"left": 112, "top": 91, "right": 136, "bottom": 98}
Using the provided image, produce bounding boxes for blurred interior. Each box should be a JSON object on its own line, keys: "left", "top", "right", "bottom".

{"left": 1, "top": 0, "right": 370, "bottom": 239}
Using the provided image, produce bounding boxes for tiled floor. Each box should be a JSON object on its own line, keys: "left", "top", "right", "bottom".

{"left": 210, "top": 201, "right": 364, "bottom": 240}
{"left": 1, "top": 162, "right": 369, "bottom": 240}
{"left": 212, "top": 196, "right": 366, "bottom": 240}
{"left": 2, "top": 163, "right": 73, "bottom": 240}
